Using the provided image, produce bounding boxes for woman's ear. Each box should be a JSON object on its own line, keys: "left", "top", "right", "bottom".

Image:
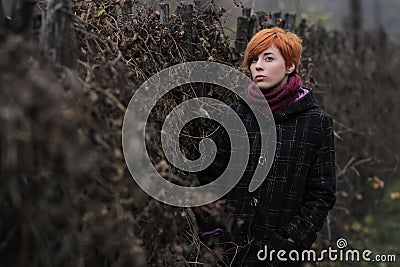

{"left": 286, "top": 63, "right": 295, "bottom": 74}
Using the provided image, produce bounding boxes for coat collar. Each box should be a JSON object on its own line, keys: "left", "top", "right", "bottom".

{"left": 272, "top": 87, "right": 319, "bottom": 123}
{"left": 239, "top": 87, "right": 319, "bottom": 123}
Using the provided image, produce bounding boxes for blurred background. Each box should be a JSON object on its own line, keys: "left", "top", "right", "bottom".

{"left": 142, "top": 0, "right": 400, "bottom": 42}
{"left": 0, "top": 0, "right": 399, "bottom": 266}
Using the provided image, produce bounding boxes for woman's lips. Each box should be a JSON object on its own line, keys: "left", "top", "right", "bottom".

{"left": 255, "top": 75, "right": 266, "bottom": 81}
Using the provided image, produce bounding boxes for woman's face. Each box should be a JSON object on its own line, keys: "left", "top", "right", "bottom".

{"left": 249, "top": 46, "right": 293, "bottom": 91}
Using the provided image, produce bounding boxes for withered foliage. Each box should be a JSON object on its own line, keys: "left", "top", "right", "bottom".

{"left": 1, "top": 1, "right": 238, "bottom": 266}
{"left": 0, "top": 36, "right": 151, "bottom": 266}
{"left": 306, "top": 27, "right": 400, "bottom": 247}
{"left": 1, "top": 0, "right": 399, "bottom": 266}
{"left": 71, "top": 1, "right": 240, "bottom": 264}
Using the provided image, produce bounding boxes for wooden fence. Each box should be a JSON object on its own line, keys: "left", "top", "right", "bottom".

{"left": 0, "top": 0, "right": 388, "bottom": 75}
{"left": 0, "top": 0, "right": 314, "bottom": 66}
{"left": 0, "top": 0, "right": 75, "bottom": 67}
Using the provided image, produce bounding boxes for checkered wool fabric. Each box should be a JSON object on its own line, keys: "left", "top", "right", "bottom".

{"left": 198, "top": 89, "right": 336, "bottom": 267}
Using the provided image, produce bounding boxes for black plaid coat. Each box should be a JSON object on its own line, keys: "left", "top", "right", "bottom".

{"left": 199, "top": 89, "right": 336, "bottom": 267}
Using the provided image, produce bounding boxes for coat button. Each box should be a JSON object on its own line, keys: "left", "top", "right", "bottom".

{"left": 251, "top": 197, "right": 259, "bottom": 207}
{"left": 259, "top": 154, "right": 266, "bottom": 166}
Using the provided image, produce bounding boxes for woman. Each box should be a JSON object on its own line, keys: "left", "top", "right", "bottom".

{"left": 199, "top": 27, "right": 336, "bottom": 267}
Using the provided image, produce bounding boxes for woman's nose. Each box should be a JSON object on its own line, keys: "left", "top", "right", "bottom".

{"left": 255, "top": 59, "right": 263, "bottom": 70}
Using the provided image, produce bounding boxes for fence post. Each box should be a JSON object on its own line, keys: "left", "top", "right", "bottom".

{"left": 235, "top": 7, "right": 251, "bottom": 54}
{"left": 122, "top": 0, "right": 132, "bottom": 16}
{"left": 2, "top": 0, "right": 35, "bottom": 35}
{"left": 194, "top": 0, "right": 211, "bottom": 10}
{"left": 251, "top": 11, "right": 265, "bottom": 32}
{"left": 285, "top": 13, "right": 296, "bottom": 32}
{"left": 350, "top": 0, "right": 361, "bottom": 50}
{"left": 41, "top": 0, "right": 76, "bottom": 68}
{"left": 176, "top": 2, "right": 193, "bottom": 54}
{"left": 272, "top": 11, "right": 282, "bottom": 28}
{"left": 159, "top": 2, "right": 169, "bottom": 25}
{"left": 0, "top": 0, "right": 5, "bottom": 39}
{"left": 298, "top": 17, "right": 307, "bottom": 37}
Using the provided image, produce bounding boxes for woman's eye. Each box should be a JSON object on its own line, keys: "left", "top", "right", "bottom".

{"left": 265, "top": 56, "right": 274, "bottom": 61}
{"left": 251, "top": 57, "right": 258, "bottom": 63}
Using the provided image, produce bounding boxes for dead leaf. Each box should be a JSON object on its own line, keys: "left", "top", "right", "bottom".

{"left": 390, "top": 192, "right": 400, "bottom": 200}
{"left": 367, "top": 175, "right": 385, "bottom": 189}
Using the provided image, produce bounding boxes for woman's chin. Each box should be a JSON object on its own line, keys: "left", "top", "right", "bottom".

{"left": 254, "top": 82, "right": 273, "bottom": 91}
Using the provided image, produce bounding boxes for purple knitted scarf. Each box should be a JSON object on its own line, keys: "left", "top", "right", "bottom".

{"left": 247, "top": 74, "right": 302, "bottom": 114}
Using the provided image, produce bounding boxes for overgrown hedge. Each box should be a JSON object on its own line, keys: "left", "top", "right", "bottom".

{"left": 1, "top": 1, "right": 399, "bottom": 266}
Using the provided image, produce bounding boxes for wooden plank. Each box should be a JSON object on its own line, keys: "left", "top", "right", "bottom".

{"left": 176, "top": 2, "right": 193, "bottom": 54}
{"left": 42, "top": 0, "right": 76, "bottom": 68}
{"left": 0, "top": 0, "right": 5, "bottom": 38}
{"left": 286, "top": 13, "right": 296, "bottom": 31}
{"left": 159, "top": 2, "right": 169, "bottom": 25}
{"left": 235, "top": 8, "right": 252, "bottom": 54}
{"left": 9, "top": 0, "right": 35, "bottom": 34}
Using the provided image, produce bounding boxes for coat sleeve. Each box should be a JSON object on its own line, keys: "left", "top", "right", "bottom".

{"left": 195, "top": 104, "right": 237, "bottom": 232}
{"left": 196, "top": 126, "right": 230, "bottom": 184}
{"left": 196, "top": 103, "right": 240, "bottom": 184}
{"left": 283, "top": 114, "right": 336, "bottom": 249}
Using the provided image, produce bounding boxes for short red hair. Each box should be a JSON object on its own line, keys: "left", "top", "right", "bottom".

{"left": 242, "top": 27, "right": 302, "bottom": 72}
